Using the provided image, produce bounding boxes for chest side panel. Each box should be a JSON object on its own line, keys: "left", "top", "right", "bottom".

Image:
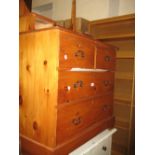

{"left": 19, "top": 29, "right": 59, "bottom": 147}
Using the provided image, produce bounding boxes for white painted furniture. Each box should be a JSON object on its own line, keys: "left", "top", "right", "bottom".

{"left": 69, "top": 128, "right": 117, "bottom": 155}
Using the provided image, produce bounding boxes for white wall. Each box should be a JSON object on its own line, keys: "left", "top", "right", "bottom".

{"left": 32, "top": 0, "right": 53, "bottom": 8}
{"left": 51, "top": 0, "right": 72, "bottom": 21}
{"left": 32, "top": 0, "right": 135, "bottom": 21}
{"left": 32, "top": 0, "right": 53, "bottom": 18}
{"left": 119, "top": 0, "right": 135, "bottom": 15}
{"left": 76, "top": 0, "right": 109, "bottom": 21}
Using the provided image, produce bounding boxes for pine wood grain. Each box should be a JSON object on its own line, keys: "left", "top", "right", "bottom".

{"left": 20, "top": 29, "right": 60, "bottom": 147}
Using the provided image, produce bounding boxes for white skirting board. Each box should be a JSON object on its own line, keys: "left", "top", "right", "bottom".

{"left": 69, "top": 128, "right": 117, "bottom": 155}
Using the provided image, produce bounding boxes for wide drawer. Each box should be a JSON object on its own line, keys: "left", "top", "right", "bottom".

{"left": 58, "top": 71, "right": 114, "bottom": 103}
{"left": 59, "top": 31, "right": 95, "bottom": 69}
{"left": 96, "top": 44, "right": 116, "bottom": 70}
{"left": 57, "top": 94, "right": 113, "bottom": 144}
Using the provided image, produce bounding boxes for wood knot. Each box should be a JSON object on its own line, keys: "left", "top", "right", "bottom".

{"left": 33, "top": 121, "right": 38, "bottom": 130}
{"left": 44, "top": 88, "right": 50, "bottom": 94}
{"left": 19, "top": 95, "right": 23, "bottom": 106}
{"left": 26, "top": 64, "right": 30, "bottom": 71}
{"left": 43, "top": 60, "right": 48, "bottom": 66}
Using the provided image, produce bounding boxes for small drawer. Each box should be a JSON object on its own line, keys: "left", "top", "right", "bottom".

{"left": 57, "top": 100, "right": 94, "bottom": 144}
{"left": 94, "top": 72, "right": 114, "bottom": 95}
{"left": 59, "top": 31, "right": 95, "bottom": 69}
{"left": 96, "top": 45, "right": 116, "bottom": 70}
{"left": 58, "top": 71, "right": 96, "bottom": 103}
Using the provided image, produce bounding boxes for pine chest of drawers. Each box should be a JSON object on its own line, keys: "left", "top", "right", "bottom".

{"left": 19, "top": 27, "right": 116, "bottom": 155}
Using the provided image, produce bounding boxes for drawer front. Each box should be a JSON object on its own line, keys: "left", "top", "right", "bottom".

{"left": 57, "top": 94, "right": 113, "bottom": 144}
{"left": 94, "top": 72, "right": 114, "bottom": 95}
{"left": 92, "top": 94, "right": 114, "bottom": 123}
{"left": 57, "top": 100, "right": 94, "bottom": 144}
{"left": 96, "top": 46, "right": 116, "bottom": 70}
{"left": 69, "top": 131, "right": 112, "bottom": 155}
{"left": 59, "top": 31, "right": 95, "bottom": 69}
{"left": 87, "top": 136, "right": 112, "bottom": 155}
{"left": 58, "top": 71, "right": 96, "bottom": 103}
{"left": 58, "top": 71, "right": 114, "bottom": 103}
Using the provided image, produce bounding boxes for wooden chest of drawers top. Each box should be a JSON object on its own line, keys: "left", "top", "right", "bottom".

{"left": 20, "top": 27, "right": 116, "bottom": 70}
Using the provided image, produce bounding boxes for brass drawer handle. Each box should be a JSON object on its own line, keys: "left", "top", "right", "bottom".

{"left": 72, "top": 117, "right": 81, "bottom": 125}
{"left": 103, "top": 105, "right": 108, "bottom": 111}
{"left": 74, "top": 50, "right": 85, "bottom": 58}
{"left": 102, "top": 146, "right": 107, "bottom": 151}
{"left": 103, "top": 80, "right": 110, "bottom": 86}
{"left": 73, "top": 80, "right": 83, "bottom": 88}
{"left": 104, "top": 55, "right": 111, "bottom": 62}
{"left": 103, "top": 105, "right": 111, "bottom": 111}
{"left": 78, "top": 80, "right": 83, "bottom": 87}
{"left": 73, "top": 83, "right": 78, "bottom": 88}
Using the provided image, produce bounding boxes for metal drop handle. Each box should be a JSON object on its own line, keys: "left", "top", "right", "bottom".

{"left": 104, "top": 55, "right": 111, "bottom": 62}
{"left": 104, "top": 80, "right": 109, "bottom": 86}
{"left": 74, "top": 50, "right": 85, "bottom": 58}
{"left": 103, "top": 104, "right": 111, "bottom": 111}
{"left": 72, "top": 117, "right": 81, "bottom": 125}
{"left": 102, "top": 146, "right": 107, "bottom": 151}
{"left": 73, "top": 80, "right": 83, "bottom": 88}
